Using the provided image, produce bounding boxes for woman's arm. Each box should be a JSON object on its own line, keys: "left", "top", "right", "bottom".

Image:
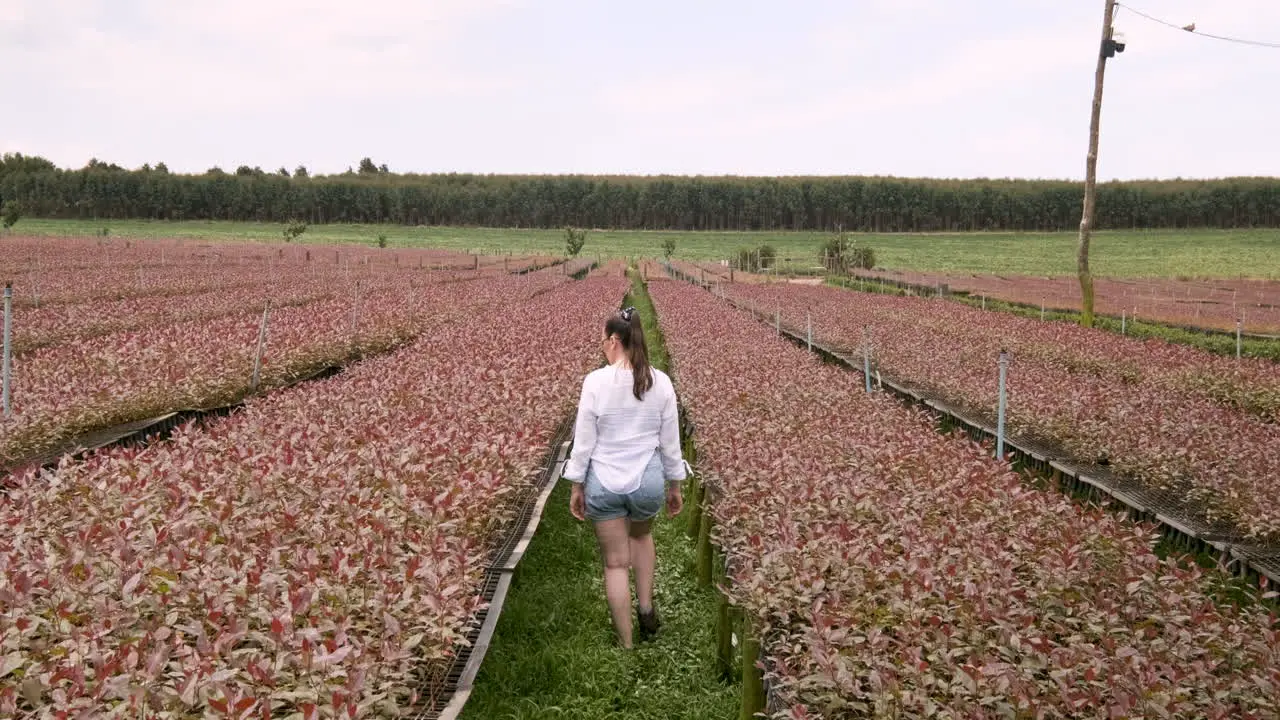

{"left": 657, "top": 381, "right": 687, "bottom": 484}
{"left": 562, "top": 376, "right": 597, "bottom": 483}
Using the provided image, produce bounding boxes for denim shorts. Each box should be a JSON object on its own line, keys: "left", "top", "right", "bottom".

{"left": 584, "top": 451, "right": 665, "bottom": 522}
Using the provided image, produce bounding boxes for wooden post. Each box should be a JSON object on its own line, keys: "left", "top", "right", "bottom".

{"left": 686, "top": 475, "right": 703, "bottom": 539}
{"left": 1077, "top": 0, "right": 1118, "bottom": 328}
{"left": 695, "top": 484, "right": 714, "bottom": 587}
{"left": 716, "top": 592, "right": 735, "bottom": 681}
{"left": 740, "top": 622, "right": 765, "bottom": 720}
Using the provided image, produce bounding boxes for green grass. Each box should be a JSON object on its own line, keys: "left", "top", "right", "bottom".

{"left": 627, "top": 272, "right": 670, "bottom": 372}
{"left": 460, "top": 483, "right": 738, "bottom": 720}
{"left": 460, "top": 271, "right": 738, "bottom": 720}
{"left": 14, "top": 218, "right": 1280, "bottom": 279}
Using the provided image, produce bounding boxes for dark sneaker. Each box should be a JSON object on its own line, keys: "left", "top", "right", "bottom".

{"left": 637, "top": 606, "right": 661, "bottom": 642}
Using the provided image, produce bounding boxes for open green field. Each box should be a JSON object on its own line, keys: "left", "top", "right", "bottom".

{"left": 13, "top": 218, "right": 1280, "bottom": 279}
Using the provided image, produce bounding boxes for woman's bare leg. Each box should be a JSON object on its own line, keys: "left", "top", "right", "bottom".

{"left": 629, "top": 519, "right": 655, "bottom": 612}
{"left": 594, "top": 517, "right": 634, "bottom": 648}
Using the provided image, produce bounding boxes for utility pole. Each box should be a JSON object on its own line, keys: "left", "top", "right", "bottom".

{"left": 1077, "top": 0, "right": 1124, "bottom": 328}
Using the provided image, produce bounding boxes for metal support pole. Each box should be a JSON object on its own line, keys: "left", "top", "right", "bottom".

{"left": 775, "top": 309, "right": 780, "bottom": 336}
{"left": 1040, "top": 299, "right": 1046, "bottom": 321}
{"left": 1237, "top": 318, "right": 1243, "bottom": 360}
{"left": 350, "top": 281, "right": 361, "bottom": 336}
{"left": 806, "top": 312, "right": 812, "bottom": 352}
{"left": 3, "top": 283, "right": 11, "bottom": 417}
{"left": 996, "top": 350, "right": 1009, "bottom": 460}
{"left": 250, "top": 303, "right": 271, "bottom": 391}
{"left": 1121, "top": 310, "right": 1126, "bottom": 335}
{"left": 863, "top": 327, "right": 872, "bottom": 393}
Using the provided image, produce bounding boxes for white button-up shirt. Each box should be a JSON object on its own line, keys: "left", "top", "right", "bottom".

{"left": 563, "top": 363, "right": 687, "bottom": 494}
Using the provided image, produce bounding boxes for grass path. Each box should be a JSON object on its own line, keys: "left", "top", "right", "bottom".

{"left": 459, "top": 271, "right": 738, "bottom": 719}
{"left": 459, "top": 483, "right": 738, "bottom": 720}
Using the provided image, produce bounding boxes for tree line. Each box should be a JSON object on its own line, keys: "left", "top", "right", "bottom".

{"left": 3, "top": 153, "right": 1279, "bottom": 232}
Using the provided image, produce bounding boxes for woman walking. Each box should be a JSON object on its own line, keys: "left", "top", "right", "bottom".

{"left": 563, "top": 306, "right": 687, "bottom": 649}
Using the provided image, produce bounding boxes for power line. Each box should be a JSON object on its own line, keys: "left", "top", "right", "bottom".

{"left": 1116, "top": 3, "right": 1280, "bottom": 49}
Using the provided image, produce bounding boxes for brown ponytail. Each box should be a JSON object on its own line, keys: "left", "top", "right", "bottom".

{"left": 605, "top": 307, "right": 653, "bottom": 401}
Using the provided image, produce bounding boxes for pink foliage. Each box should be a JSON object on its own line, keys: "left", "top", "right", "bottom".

{"left": 724, "top": 282, "right": 1280, "bottom": 540}
{"left": 0, "top": 239, "right": 568, "bottom": 468}
{"left": 0, "top": 253, "right": 626, "bottom": 715}
{"left": 650, "top": 279, "right": 1280, "bottom": 719}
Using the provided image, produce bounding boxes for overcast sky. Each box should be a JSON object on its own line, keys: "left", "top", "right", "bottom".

{"left": 3, "top": 0, "right": 1278, "bottom": 180}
